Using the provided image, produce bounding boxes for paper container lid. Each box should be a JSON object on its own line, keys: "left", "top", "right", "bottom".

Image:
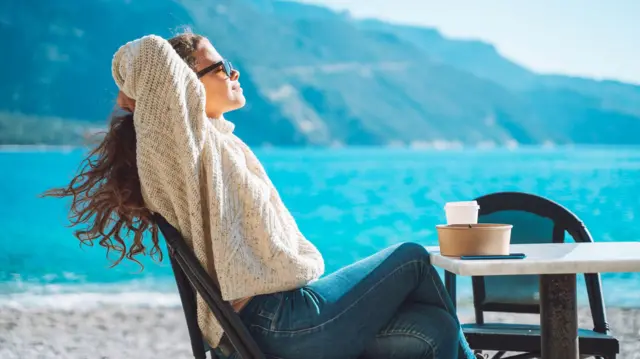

{"left": 435, "top": 223, "right": 512, "bottom": 230}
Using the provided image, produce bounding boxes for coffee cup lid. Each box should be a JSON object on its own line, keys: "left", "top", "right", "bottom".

{"left": 444, "top": 201, "right": 479, "bottom": 209}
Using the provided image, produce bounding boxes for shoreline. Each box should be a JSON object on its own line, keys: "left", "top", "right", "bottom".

{"left": 6, "top": 143, "right": 640, "bottom": 152}
{"left": 1, "top": 304, "right": 638, "bottom": 358}
{"left": 0, "top": 144, "right": 83, "bottom": 152}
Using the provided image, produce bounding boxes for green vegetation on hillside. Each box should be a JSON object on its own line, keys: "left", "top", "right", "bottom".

{"left": 0, "top": 112, "right": 101, "bottom": 146}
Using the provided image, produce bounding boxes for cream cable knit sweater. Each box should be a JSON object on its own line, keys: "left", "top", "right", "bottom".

{"left": 111, "top": 35, "right": 325, "bottom": 346}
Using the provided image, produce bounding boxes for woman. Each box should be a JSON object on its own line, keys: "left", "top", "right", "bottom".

{"left": 46, "top": 32, "right": 478, "bottom": 359}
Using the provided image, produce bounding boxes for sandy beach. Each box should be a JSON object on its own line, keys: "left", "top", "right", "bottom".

{"left": 1, "top": 305, "right": 638, "bottom": 359}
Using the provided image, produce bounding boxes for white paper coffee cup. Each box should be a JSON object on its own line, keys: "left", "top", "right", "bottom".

{"left": 445, "top": 201, "right": 480, "bottom": 225}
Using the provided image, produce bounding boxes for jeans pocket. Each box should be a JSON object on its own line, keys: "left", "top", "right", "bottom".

{"left": 268, "top": 287, "right": 324, "bottom": 335}
{"left": 243, "top": 292, "right": 284, "bottom": 333}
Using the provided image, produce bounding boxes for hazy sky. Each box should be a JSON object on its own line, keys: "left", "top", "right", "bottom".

{"left": 296, "top": 0, "right": 640, "bottom": 84}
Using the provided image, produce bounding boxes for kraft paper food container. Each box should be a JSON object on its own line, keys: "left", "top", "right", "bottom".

{"left": 435, "top": 224, "right": 513, "bottom": 257}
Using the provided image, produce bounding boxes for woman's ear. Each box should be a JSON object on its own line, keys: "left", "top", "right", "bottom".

{"left": 117, "top": 91, "right": 136, "bottom": 112}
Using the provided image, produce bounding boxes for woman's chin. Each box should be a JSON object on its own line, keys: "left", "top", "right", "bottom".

{"left": 234, "top": 95, "right": 247, "bottom": 108}
{"left": 220, "top": 95, "right": 247, "bottom": 115}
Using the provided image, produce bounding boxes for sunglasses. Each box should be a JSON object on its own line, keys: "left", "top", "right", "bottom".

{"left": 196, "top": 59, "right": 235, "bottom": 79}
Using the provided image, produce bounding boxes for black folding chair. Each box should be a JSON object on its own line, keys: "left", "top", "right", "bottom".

{"left": 154, "top": 214, "right": 266, "bottom": 359}
{"left": 445, "top": 192, "right": 619, "bottom": 359}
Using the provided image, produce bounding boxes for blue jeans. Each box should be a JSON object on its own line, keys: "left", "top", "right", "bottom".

{"left": 231, "top": 242, "right": 475, "bottom": 359}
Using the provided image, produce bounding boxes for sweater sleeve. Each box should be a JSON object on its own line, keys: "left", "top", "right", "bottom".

{"left": 112, "top": 34, "right": 215, "bottom": 266}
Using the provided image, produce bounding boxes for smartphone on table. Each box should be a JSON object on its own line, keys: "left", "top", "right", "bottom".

{"left": 459, "top": 253, "right": 526, "bottom": 260}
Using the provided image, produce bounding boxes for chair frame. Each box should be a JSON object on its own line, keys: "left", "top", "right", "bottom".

{"left": 154, "top": 214, "right": 266, "bottom": 359}
{"left": 444, "top": 191, "right": 617, "bottom": 358}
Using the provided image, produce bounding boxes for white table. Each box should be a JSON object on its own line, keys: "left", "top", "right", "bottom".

{"left": 426, "top": 242, "right": 640, "bottom": 359}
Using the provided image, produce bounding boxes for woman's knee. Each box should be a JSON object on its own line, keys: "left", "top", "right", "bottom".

{"left": 390, "top": 242, "right": 430, "bottom": 263}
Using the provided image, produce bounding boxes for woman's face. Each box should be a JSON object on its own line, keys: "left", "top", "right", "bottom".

{"left": 193, "top": 38, "right": 245, "bottom": 118}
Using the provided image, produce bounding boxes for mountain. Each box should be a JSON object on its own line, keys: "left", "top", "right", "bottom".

{"left": 357, "top": 18, "right": 640, "bottom": 118}
{"left": 1, "top": 0, "right": 639, "bottom": 146}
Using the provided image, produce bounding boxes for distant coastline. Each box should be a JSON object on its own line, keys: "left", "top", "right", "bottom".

{"left": 6, "top": 143, "right": 640, "bottom": 153}
{"left": 0, "top": 144, "right": 82, "bottom": 152}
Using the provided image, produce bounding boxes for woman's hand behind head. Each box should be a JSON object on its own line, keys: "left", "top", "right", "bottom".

{"left": 117, "top": 91, "right": 136, "bottom": 112}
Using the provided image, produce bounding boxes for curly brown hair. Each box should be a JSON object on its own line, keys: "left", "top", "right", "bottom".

{"left": 43, "top": 32, "right": 204, "bottom": 268}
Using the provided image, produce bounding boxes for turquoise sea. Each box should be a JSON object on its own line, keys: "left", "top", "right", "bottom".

{"left": 1, "top": 147, "right": 639, "bottom": 309}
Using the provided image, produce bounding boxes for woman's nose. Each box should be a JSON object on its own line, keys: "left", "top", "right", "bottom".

{"left": 231, "top": 69, "right": 240, "bottom": 81}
